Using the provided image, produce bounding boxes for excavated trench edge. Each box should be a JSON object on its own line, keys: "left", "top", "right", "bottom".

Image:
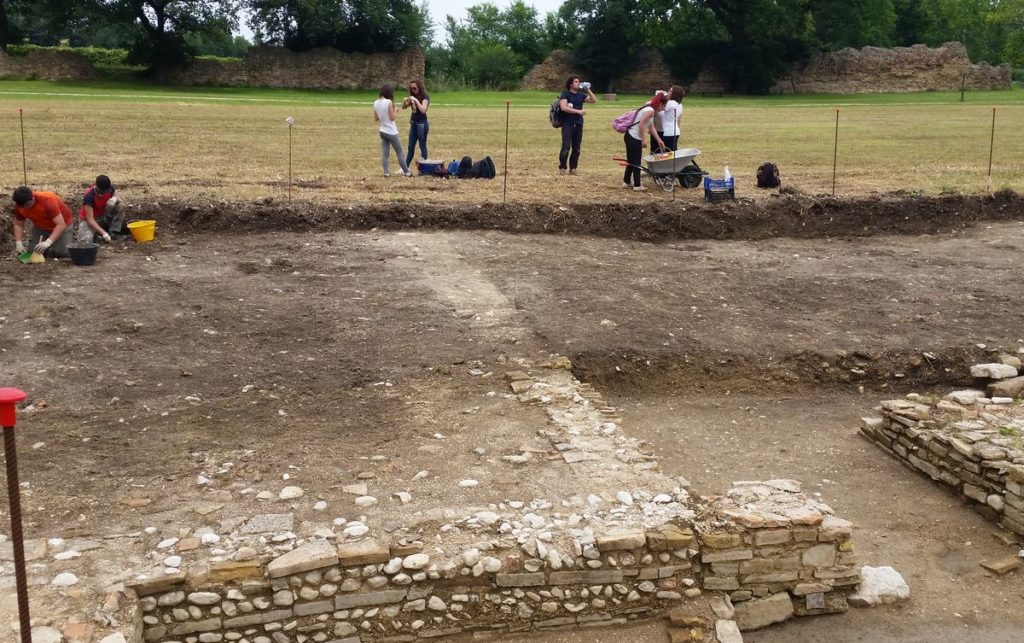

{"left": 569, "top": 346, "right": 991, "bottom": 397}
{"left": 90, "top": 190, "right": 1024, "bottom": 244}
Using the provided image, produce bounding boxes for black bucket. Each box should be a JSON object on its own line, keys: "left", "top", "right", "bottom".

{"left": 68, "top": 243, "right": 99, "bottom": 266}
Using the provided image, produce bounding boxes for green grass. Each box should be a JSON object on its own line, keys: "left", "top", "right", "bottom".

{"left": 1, "top": 79, "right": 1021, "bottom": 108}
{"left": 0, "top": 79, "right": 1021, "bottom": 204}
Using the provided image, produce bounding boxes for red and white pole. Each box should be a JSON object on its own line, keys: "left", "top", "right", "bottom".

{"left": 0, "top": 387, "right": 32, "bottom": 643}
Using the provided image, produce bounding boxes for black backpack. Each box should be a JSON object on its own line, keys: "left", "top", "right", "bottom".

{"left": 457, "top": 156, "right": 473, "bottom": 178}
{"left": 756, "top": 162, "right": 781, "bottom": 188}
{"left": 549, "top": 97, "right": 564, "bottom": 128}
{"left": 468, "top": 156, "right": 496, "bottom": 179}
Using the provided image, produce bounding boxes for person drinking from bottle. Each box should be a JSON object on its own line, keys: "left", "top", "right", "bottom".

{"left": 77, "top": 174, "right": 125, "bottom": 243}
{"left": 11, "top": 186, "right": 73, "bottom": 258}
{"left": 557, "top": 75, "right": 597, "bottom": 176}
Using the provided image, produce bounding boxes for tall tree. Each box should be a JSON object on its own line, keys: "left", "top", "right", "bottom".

{"left": 555, "top": 0, "right": 644, "bottom": 91}
{"left": 701, "top": 0, "right": 815, "bottom": 93}
{"left": 440, "top": 1, "right": 549, "bottom": 88}
{"left": 812, "top": 0, "right": 896, "bottom": 49}
{"left": 246, "top": 0, "right": 429, "bottom": 53}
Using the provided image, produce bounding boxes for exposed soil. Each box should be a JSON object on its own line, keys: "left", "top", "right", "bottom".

{"left": 2, "top": 199, "right": 1023, "bottom": 640}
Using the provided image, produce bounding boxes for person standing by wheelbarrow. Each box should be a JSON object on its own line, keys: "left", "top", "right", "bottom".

{"left": 557, "top": 75, "right": 597, "bottom": 176}
{"left": 10, "top": 186, "right": 73, "bottom": 258}
{"left": 623, "top": 93, "right": 667, "bottom": 191}
{"left": 77, "top": 174, "right": 125, "bottom": 243}
{"left": 661, "top": 86, "right": 685, "bottom": 152}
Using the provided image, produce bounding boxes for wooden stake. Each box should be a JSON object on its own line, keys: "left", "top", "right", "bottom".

{"left": 987, "top": 107, "right": 996, "bottom": 193}
{"left": 503, "top": 101, "right": 510, "bottom": 204}
{"left": 19, "top": 108, "right": 27, "bottom": 185}
{"left": 832, "top": 109, "right": 840, "bottom": 197}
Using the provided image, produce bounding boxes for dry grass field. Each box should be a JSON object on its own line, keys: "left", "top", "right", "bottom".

{"left": 0, "top": 82, "right": 1022, "bottom": 205}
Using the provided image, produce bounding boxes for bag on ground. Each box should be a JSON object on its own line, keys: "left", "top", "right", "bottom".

{"left": 468, "top": 156, "right": 496, "bottom": 179}
{"left": 457, "top": 156, "right": 473, "bottom": 178}
{"left": 756, "top": 162, "right": 781, "bottom": 188}
{"left": 549, "top": 98, "right": 564, "bottom": 128}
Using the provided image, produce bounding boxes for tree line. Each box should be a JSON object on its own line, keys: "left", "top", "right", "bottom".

{"left": 1, "top": 1, "right": 1021, "bottom": 92}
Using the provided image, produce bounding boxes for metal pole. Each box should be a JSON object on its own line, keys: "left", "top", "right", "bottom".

{"left": 502, "top": 101, "right": 510, "bottom": 204}
{"left": 832, "top": 109, "right": 840, "bottom": 197}
{"left": 288, "top": 126, "right": 292, "bottom": 204}
{"left": 0, "top": 387, "right": 31, "bottom": 643}
{"left": 987, "top": 107, "right": 996, "bottom": 192}
{"left": 19, "top": 108, "right": 27, "bottom": 185}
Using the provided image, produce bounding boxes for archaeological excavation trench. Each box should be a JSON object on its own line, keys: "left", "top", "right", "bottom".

{"left": 2, "top": 195, "right": 1023, "bottom": 643}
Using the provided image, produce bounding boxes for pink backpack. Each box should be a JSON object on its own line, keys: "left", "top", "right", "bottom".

{"left": 611, "top": 105, "right": 644, "bottom": 133}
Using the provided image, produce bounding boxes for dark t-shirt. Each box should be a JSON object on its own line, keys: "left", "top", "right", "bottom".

{"left": 410, "top": 94, "right": 429, "bottom": 124}
{"left": 559, "top": 90, "right": 585, "bottom": 126}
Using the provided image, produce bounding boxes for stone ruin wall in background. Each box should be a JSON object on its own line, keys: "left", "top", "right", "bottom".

{"left": 167, "top": 47, "right": 426, "bottom": 90}
{"left": 0, "top": 48, "right": 99, "bottom": 81}
{"left": 523, "top": 42, "right": 1012, "bottom": 95}
{"left": 0, "top": 47, "right": 425, "bottom": 91}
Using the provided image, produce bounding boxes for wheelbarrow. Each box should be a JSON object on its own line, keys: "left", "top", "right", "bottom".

{"left": 614, "top": 147, "right": 708, "bottom": 192}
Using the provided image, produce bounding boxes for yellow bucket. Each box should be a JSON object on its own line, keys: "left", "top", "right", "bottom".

{"left": 127, "top": 219, "right": 156, "bottom": 243}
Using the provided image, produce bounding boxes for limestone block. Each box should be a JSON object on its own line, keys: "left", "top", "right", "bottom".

{"left": 337, "top": 539, "right": 390, "bottom": 566}
{"left": 646, "top": 524, "right": 694, "bottom": 551}
{"left": 716, "top": 619, "right": 743, "bottom": 643}
{"left": 970, "top": 363, "right": 1018, "bottom": 380}
{"left": 734, "top": 591, "right": 794, "bottom": 631}
{"left": 596, "top": 528, "right": 647, "bottom": 552}
{"left": 988, "top": 376, "right": 1024, "bottom": 398}
{"left": 801, "top": 544, "right": 837, "bottom": 568}
{"left": 267, "top": 540, "right": 338, "bottom": 578}
{"left": 209, "top": 561, "right": 263, "bottom": 583}
{"left": 495, "top": 572, "right": 546, "bottom": 587}
{"left": 334, "top": 589, "right": 407, "bottom": 609}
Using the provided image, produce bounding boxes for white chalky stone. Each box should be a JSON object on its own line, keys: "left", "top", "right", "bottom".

{"left": 163, "top": 556, "right": 182, "bottom": 568}
{"left": 313, "top": 501, "right": 328, "bottom": 511}
{"left": 463, "top": 549, "right": 480, "bottom": 566}
{"left": 482, "top": 556, "right": 502, "bottom": 573}
{"left": 51, "top": 572, "right": 79, "bottom": 586}
{"left": 201, "top": 533, "right": 221, "bottom": 545}
{"left": 157, "top": 538, "right": 178, "bottom": 549}
{"left": 384, "top": 558, "right": 403, "bottom": 574}
{"left": 403, "top": 554, "right": 430, "bottom": 570}
{"left": 616, "top": 491, "right": 634, "bottom": 505}
{"left": 355, "top": 496, "right": 378, "bottom": 508}
{"left": 459, "top": 479, "right": 479, "bottom": 487}
{"left": 279, "top": 486, "right": 304, "bottom": 500}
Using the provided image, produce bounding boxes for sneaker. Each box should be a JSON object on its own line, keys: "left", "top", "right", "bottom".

{"left": 383, "top": 173, "right": 390, "bottom": 177}
{"left": 622, "top": 182, "right": 631, "bottom": 188}
{"left": 559, "top": 169, "right": 566, "bottom": 176}
{"left": 633, "top": 185, "right": 647, "bottom": 192}
{"left": 403, "top": 172, "right": 412, "bottom": 177}
{"left": 569, "top": 169, "right": 578, "bottom": 176}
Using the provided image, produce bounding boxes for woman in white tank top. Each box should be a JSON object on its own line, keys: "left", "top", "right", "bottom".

{"left": 373, "top": 85, "right": 411, "bottom": 177}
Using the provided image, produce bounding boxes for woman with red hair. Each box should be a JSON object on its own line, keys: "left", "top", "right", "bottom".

{"left": 623, "top": 92, "right": 667, "bottom": 191}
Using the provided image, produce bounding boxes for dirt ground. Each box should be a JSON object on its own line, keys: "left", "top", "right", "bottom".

{"left": 2, "top": 196, "right": 1024, "bottom": 640}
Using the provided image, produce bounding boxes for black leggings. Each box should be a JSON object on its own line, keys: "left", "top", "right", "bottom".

{"left": 623, "top": 133, "right": 643, "bottom": 187}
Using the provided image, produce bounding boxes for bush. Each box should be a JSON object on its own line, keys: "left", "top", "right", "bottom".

{"left": 195, "top": 55, "right": 242, "bottom": 64}
{"left": 7, "top": 44, "right": 131, "bottom": 68}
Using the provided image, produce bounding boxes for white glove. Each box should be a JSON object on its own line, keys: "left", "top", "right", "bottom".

{"left": 101, "top": 232, "right": 112, "bottom": 242}
{"left": 15, "top": 241, "right": 25, "bottom": 254}
{"left": 33, "top": 239, "right": 52, "bottom": 255}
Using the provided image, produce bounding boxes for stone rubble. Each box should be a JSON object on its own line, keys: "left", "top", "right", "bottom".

{"left": 2, "top": 355, "right": 863, "bottom": 642}
{"left": 860, "top": 363, "right": 1024, "bottom": 538}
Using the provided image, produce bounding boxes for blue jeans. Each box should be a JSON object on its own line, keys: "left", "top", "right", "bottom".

{"left": 406, "top": 120, "right": 429, "bottom": 166}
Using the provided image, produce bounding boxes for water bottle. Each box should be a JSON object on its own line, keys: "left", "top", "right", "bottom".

{"left": 723, "top": 165, "right": 732, "bottom": 181}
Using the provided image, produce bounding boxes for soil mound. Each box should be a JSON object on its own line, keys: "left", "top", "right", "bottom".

{"left": 162, "top": 191, "right": 1023, "bottom": 242}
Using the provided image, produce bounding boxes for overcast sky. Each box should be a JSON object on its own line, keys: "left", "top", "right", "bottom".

{"left": 426, "top": 0, "right": 565, "bottom": 34}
